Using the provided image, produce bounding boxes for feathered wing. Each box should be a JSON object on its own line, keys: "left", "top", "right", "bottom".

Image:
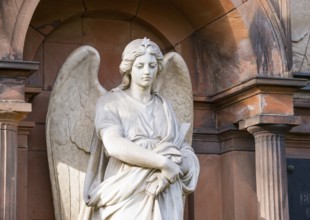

{"left": 158, "top": 52, "right": 199, "bottom": 203}
{"left": 157, "top": 52, "right": 194, "bottom": 143}
{"left": 46, "top": 46, "right": 106, "bottom": 220}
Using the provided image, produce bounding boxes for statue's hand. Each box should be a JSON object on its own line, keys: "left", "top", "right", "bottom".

{"left": 155, "top": 142, "right": 182, "bottom": 164}
{"left": 161, "top": 158, "right": 182, "bottom": 183}
{"left": 146, "top": 172, "right": 170, "bottom": 196}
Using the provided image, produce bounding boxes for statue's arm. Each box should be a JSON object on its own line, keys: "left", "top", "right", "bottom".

{"left": 101, "top": 128, "right": 180, "bottom": 182}
{"left": 177, "top": 142, "right": 200, "bottom": 193}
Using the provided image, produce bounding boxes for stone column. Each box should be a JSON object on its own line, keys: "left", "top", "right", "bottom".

{"left": 0, "top": 112, "right": 30, "bottom": 220}
{"left": 247, "top": 124, "right": 291, "bottom": 220}
{"left": 0, "top": 60, "right": 38, "bottom": 220}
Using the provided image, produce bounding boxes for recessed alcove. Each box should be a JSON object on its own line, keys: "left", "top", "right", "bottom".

{"left": 20, "top": 1, "right": 285, "bottom": 220}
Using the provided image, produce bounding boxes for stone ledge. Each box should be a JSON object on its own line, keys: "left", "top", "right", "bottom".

{"left": 0, "top": 60, "right": 39, "bottom": 77}
{"left": 211, "top": 76, "right": 307, "bottom": 103}
{"left": 193, "top": 129, "right": 255, "bottom": 154}
{"left": 0, "top": 102, "right": 31, "bottom": 113}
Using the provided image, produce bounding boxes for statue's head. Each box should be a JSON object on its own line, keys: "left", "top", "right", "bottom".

{"left": 119, "top": 38, "right": 164, "bottom": 90}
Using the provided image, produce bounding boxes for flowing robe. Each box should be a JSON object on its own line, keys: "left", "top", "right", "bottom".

{"left": 79, "top": 90, "right": 199, "bottom": 220}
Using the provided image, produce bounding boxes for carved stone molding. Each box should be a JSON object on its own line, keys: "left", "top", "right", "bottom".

{"left": 212, "top": 76, "right": 306, "bottom": 129}
{"left": 0, "top": 60, "right": 38, "bottom": 220}
{"left": 247, "top": 124, "right": 293, "bottom": 220}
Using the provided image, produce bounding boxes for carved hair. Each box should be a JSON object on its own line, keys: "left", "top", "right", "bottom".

{"left": 119, "top": 38, "right": 164, "bottom": 90}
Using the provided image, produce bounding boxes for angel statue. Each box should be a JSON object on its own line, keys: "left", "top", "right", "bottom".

{"left": 46, "top": 38, "right": 200, "bottom": 220}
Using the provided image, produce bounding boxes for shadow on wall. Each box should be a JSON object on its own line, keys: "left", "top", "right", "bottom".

{"left": 192, "top": 1, "right": 258, "bottom": 96}
{"left": 248, "top": 4, "right": 287, "bottom": 77}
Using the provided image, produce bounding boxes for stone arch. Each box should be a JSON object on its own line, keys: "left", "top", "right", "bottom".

{"left": 0, "top": 0, "right": 40, "bottom": 59}
{"left": 28, "top": 2, "right": 290, "bottom": 95}
{"left": 23, "top": 1, "right": 242, "bottom": 95}
{"left": 0, "top": 0, "right": 288, "bottom": 93}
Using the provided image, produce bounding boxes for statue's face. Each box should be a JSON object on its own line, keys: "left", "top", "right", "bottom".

{"left": 131, "top": 52, "right": 158, "bottom": 89}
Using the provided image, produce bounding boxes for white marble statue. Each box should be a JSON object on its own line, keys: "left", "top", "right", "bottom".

{"left": 46, "top": 38, "right": 199, "bottom": 220}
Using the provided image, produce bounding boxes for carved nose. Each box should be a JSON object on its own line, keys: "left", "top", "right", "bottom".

{"left": 144, "top": 67, "right": 150, "bottom": 74}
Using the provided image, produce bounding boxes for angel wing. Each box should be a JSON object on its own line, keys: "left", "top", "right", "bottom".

{"left": 46, "top": 46, "right": 106, "bottom": 220}
{"left": 157, "top": 52, "right": 193, "bottom": 143}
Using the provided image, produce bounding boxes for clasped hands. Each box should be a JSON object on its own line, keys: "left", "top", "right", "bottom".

{"left": 145, "top": 142, "right": 190, "bottom": 196}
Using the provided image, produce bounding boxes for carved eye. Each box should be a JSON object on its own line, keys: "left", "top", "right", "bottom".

{"left": 149, "top": 63, "right": 157, "bottom": 68}
{"left": 136, "top": 63, "right": 144, "bottom": 69}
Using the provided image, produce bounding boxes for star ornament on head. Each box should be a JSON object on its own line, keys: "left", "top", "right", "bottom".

{"left": 141, "top": 37, "right": 151, "bottom": 48}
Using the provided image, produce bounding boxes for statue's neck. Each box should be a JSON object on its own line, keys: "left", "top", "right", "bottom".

{"left": 127, "top": 84, "right": 152, "bottom": 104}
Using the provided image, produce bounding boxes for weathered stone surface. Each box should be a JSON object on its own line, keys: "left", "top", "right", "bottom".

{"left": 194, "top": 4, "right": 257, "bottom": 95}
{"left": 168, "top": 0, "right": 240, "bottom": 30}
{"left": 291, "top": 0, "right": 310, "bottom": 72}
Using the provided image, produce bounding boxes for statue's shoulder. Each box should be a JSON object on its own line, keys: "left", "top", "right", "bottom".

{"left": 96, "top": 89, "right": 123, "bottom": 109}
{"left": 154, "top": 93, "right": 164, "bottom": 101}
{"left": 154, "top": 93, "right": 171, "bottom": 107}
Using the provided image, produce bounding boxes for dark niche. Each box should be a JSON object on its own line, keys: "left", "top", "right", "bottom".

{"left": 287, "top": 158, "right": 310, "bottom": 220}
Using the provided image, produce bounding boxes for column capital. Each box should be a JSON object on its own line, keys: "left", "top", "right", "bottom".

{"left": 239, "top": 114, "right": 301, "bottom": 131}
{"left": 0, "top": 102, "right": 31, "bottom": 124}
{"left": 247, "top": 124, "right": 294, "bottom": 136}
{"left": 0, "top": 60, "right": 39, "bottom": 102}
